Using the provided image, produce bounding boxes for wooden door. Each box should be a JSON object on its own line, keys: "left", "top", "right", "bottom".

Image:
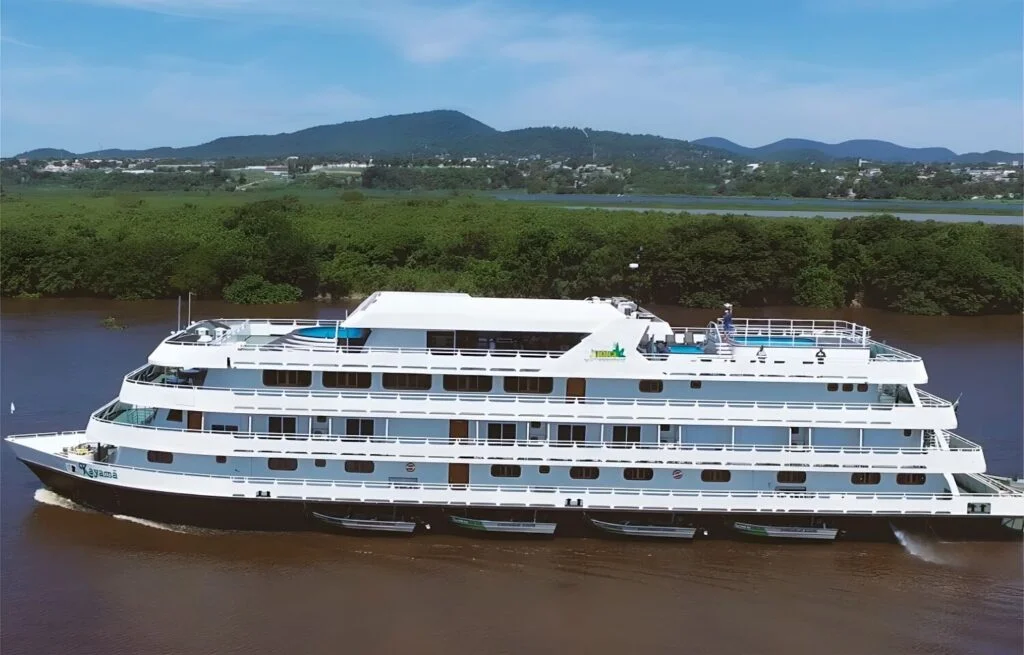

{"left": 449, "top": 419, "right": 469, "bottom": 442}
{"left": 448, "top": 463, "right": 469, "bottom": 486}
{"left": 566, "top": 378, "right": 586, "bottom": 402}
{"left": 187, "top": 411, "right": 203, "bottom": 431}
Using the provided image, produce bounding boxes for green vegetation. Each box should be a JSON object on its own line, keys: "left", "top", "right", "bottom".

{"left": 1, "top": 192, "right": 1020, "bottom": 315}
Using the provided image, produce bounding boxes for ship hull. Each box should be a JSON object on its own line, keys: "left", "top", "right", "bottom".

{"left": 24, "top": 461, "right": 1022, "bottom": 542}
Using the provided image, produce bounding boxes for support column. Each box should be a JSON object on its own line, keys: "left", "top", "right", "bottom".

{"left": 730, "top": 426, "right": 735, "bottom": 446}
{"left": 248, "top": 415, "right": 253, "bottom": 434}
{"left": 859, "top": 428, "right": 864, "bottom": 448}
{"left": 385, "top": 418, "right": 390, "bottom": 437}
{"left": 600, "top": 424, "right": 605, "bottom": 444}
{"left": 808, "top": 427, "right": 813, "bottom": 448}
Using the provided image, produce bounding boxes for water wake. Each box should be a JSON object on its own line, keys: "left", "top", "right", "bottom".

{"left": 111, "top": 514, "right": 217, "bottom": 535}
{"left": 890, "top": 525, "right": 949, "bottom": 565}
{"left": 33, "top": 488, "right": 90, "bottom": 512}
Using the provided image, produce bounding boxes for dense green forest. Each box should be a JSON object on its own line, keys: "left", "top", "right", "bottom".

{"left": 1, "top": 193, "right": 1020, "bottom": 315}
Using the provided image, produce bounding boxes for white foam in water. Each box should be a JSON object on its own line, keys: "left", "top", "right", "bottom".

{"left": 891, "top": 525, "right": 949, "bottom": 565}
{"left": 33, "top": 488, "right": 90, "bottom": 512}
{"left": 111, "top": 514, "right": 200, "bottom": 534}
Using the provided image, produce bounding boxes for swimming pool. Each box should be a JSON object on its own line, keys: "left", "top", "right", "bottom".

{"left": 294, "top": 326, "right": 366, "bottom": 339}
{"left": 669, "top": 344, "right": 706, "bottom": 354}
{"left": 732, "top": 335, "right": 816, "bottom": 347}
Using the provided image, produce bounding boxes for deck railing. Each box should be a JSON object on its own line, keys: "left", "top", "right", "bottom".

{"left": 121, "top": 374, "right": 955, "bottom": 411}
{"left": 86, "top": 414, "right": 984, "bottom": 455}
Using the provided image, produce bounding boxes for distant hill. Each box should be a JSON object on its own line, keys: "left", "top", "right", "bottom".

{"left": 13, "top": 110, "right": 1022, "bottom": 164}
{"left": 692, "top": 137, "right": 1021, "bottom": 164}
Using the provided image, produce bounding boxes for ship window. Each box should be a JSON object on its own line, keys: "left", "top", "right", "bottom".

{"left": 504, "top": 376, "right": 554, "bottom": 394}
{"left": 491, "top": 464, "right": 521, "bottom": 478}
{"left": 841, "top": 383, "right": 854, "bottom": 392}
{"left": 262, "top": 370, "right": 312, "bottom": 388}
{"left": 315, "top": 416, "right": 326, "bottom": 423}
{"left": 856, "top": 383, "right": 869, "bottom": 392}
{"left": 426, "top": 331, "right": 456, "bottom": 350}
{"left": 852, "top": 472, "right": 881, "bottom": 485}
{"left": 344, "top": 460, "right": 374, "bottom": 474}
{"left": 215, "top": 455, "right": 227, "bottom": 464}
{"left": 211, "top": 424, "right": 238, "bottom": 433}
{"left": 268, "top": 457, "right": 298, "bottom": 471}
{"left": 314, "top": 459, "right": 326, "bottom": 468}
{"left": 903, "top": 429, "right": 913, "bottom": 437}
{"left": 639, "top": 379, "right": 663, "bottom": 393}
{"left": 826, "top": 383, "right": 839, "bottom": 392}
{"left": 570, "top": 466, "right": 599, "bottom": 480}
{"left": 660, "top": 424, "right": 672, "bottom": 432}
{"left": 690, "top": 380, "right": 702, "bottom": 390}
{"left": 167, "top": 409, "right": 183, "bottom": 422}
{"left": 443, "top": 375, "right": 493, "bottom": 392}
{"left": 701, "top": 469, "right": 731, "bottom": 483}
{"left": 147, "top": 450, "right": 173, "bottom": 464}
{"left": 345, "top": 418, "right": 374, "bottom": 436}
{"left": 556, "top": 424, "right": 586, "bottom": 443}
{"left": 382, "top": 373, "right": 432, "bottom": 391}
{"left": 624, "top": 467, "right": 654, "bottom": 481}
{"left": 487, "top": 423, "right": 517, "bottom": 444}
{"left": 323, "top": 371, "right": 371, "bottom": 389}
{"left": 269, "top": 416, "right": 297, "bottom": 434}
{"left": 530, "top": 421, "right": 542, "bottom": 429}
{"left": 539, "top": 465, "right": 550, "bottom": 474}
{"left": 790, "top": 427, "right": 799, "bottom": 435}
{"left": 777, "top": 471, "right": 807, "bottom": 484}
{"left": 897, "top": 473, "right": 926, "bottom": 485}
{"left": 612, "top": 425, "right": 641, "bottom": 444}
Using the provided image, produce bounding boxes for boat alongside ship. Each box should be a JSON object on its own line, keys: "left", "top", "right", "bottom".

{"left": 6, "top": 290, "right": 1023, "bottom": 543}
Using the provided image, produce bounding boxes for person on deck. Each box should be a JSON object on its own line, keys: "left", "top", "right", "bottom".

{"left": 722, "top": 303, "right": 735, "bottom": 334}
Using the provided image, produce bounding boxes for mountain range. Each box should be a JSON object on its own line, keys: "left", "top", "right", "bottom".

{"left": 14, "top": 110, "right": 1022, "bottom": 165}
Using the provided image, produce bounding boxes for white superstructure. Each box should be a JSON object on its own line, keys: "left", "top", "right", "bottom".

{"left": 7, "top": 291, "right": 1023, "bottom": 539}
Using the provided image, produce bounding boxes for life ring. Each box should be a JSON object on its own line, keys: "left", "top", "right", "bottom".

{"left": 405, "top": 462, "right": 416, "bottom": 473}
{"left": 672, "top": 469, "right": 683, "bottom": 480}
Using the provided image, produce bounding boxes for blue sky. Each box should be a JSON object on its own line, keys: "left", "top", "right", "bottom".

{"left": 2, "top": 0, "right": 1021, "bottom": 155}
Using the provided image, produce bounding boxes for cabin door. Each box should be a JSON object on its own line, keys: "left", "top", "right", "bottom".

{"left": 449, "top": 419, "right": 469, "bottom": 442}
{"left": 448, "top": 463, "right": 469, "bottom": 486}
{"left": 566, "top": 378, "right": 587, "bottom": 402}
{"left": 187, "top": 411, "right": 203, "bottom": 431}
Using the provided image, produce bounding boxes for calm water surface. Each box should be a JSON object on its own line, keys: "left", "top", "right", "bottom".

{"left": 2, "top": 300, "right": 1021, "bottom": 655}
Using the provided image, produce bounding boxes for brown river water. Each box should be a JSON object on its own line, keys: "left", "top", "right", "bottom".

{"left": 1, "top": 299, "right": 1021, "bottom": 655}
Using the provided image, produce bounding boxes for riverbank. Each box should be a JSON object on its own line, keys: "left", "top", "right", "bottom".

{"left": 1, "top": 193, "right": 1020, "bottom": 316}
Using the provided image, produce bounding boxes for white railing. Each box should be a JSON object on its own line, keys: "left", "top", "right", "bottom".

{"left": 121, "top": 375, "right": 954, "bottom": 411}
{"left": 239, "top": 343, "right": 568, "bottom": 358}
{"left": 87, "top": 413, "right": 983, "bottom": 456}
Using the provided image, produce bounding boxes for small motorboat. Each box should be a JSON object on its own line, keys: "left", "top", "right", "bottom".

{"left": 589, "top": 517, "right": 702, "bottom": 539}
{"left": 450, "top": 515, "right": 556, "bottom": 535}
{"left": 732, "top": 521, "right": 839, "bottom": 541}
{"left": 312, "top": 511, "right": 417, "bottom": 534}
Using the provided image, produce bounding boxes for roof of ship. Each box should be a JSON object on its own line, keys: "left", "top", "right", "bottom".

{"left": 341, "top": 291, "right": 632, "bottom": 332}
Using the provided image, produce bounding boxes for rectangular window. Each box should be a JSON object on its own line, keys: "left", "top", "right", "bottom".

{"left": 612, "top": 426, "right": 641, "bottom": 444}
{"left": 345, "top": 418, "right": 374, "bottom": 436}
{"left": 639, "top": 379, "right": 663, "bottom": 393}
{"left": 903, "top": 429, "right": 913, "bottom": 437}
{"left": 314, "top": 459, "right": 326, "bottom": 468}
{"left": 487, "top": 423, "right": 517, "bottom": 444}
{"left": 777, "top": 471, "right": 807, "bottom": 484}
{"left": 443, "top": 375, "right": 493, "bottom": 392}
{"left": 504, "top": 377, "right": 554, "bottom": 394}
{"left": 344, "top": 460, "right": 375, "bottom": 474}
{"left": 215, "top": 455, "right": 227, "bottom": 464}
{"left": 856, "top": 383, "right": 869, "bottom": 392}
{"left": 556, "top": 424, "right": 586, "bottom": 443}
{"left": 490, "top": 464, "right": 521, "bottom": 478}
{"left": 624, "top": 467, "right": 654, "bottom": 481}
{"left": 211, "top": 424, "right": 239, "bottom": 433}
{"left": 268, "top": 457, "right": 298, "bottom": 471}
{"left": 852, "top": 472, "right": 881, "bottom": 485}
{"left": 167, "top": 409, "right": 183, "bottom": 422}
{"left": 539, "top": 465, "right": 550, "bottom": 474}
{"left": 147, "top": 450, "right": 173, "bottom": 464}
{"left": 701, "top": 469, "right": 731, "bottom": 483}
{"left": 268, "top": 416, "right": 297, "bottom": 434}
{"left": 262, "top": 370, "right": 312, "bottom": 387}
{"left": 322, "top": 371, "right": 371, "bottom": 389}
{"left": 826, "top": 383, "right": 838, "bottom": 392}
{"left": 426, "top": 331, "right": 456, "bottom": 350}
{"left": 570, "top": 466, "right": 599, "bottom": 480}
{"left": 660, "top": 424, "right": 672, "bottom": 432}
{"left": 382, "top": 373, "right": 432, "bottom": 391}
{"left": 896, "top": 473, "right": 926, "bottom": 485}
{"left": 690, "top": 380, "right": 702, "bottom": 389}
{"left": 841, "top": 383, "right": 854, "bottom": 392}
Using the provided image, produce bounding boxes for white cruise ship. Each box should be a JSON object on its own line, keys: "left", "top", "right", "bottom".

{"left": 7, "top": 291, "right": 1024, "bottom": 541}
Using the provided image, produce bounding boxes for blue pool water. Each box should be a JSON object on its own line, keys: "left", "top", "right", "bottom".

{"left": 295, "top": 326, "right": 366, "bottom": 339}
{"left": 669, "top": 344, "right": 706, "bottom": 354}
{"left": 732, "top": 335, "right": 816, "bottom": 347}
